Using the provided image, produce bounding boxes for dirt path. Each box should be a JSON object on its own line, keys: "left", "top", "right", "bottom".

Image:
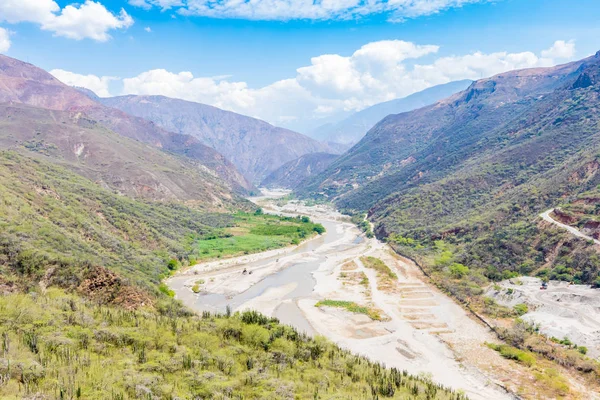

{"left": 540, "top": 209, "right": 600, "bottom": 244}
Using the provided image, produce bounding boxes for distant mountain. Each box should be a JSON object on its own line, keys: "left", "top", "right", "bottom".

{"left": 73, "top": 86, "right": 100, "bottom": 101}
{"left": 300, "top": 52, "right": 600, "bottom": 289}
{"left": 261, "top": 152, "right": 339, "bottom": 189}
{"left": 0, "top": 54, "right": 253, "bottom": 195}
{"left": 98, "top": 95, "right": 331, "bottom": 183}
{"left": 313, "top": 80, "right": 473, "bottom": 145}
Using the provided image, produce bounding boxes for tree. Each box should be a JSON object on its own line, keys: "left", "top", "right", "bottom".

{"left": 448, "top": 263, "right": 470, "bottom": 279}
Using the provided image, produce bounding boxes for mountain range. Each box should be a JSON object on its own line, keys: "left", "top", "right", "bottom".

{"left": 300, "top": 51, "right": 600, "bottom": 289}
{"left": 311, "top": 79, "right": 473, "bottom": 145}
{"left": 0, "top": 54, "right": 253, "bottom": 200}
{"left": 97, "top": 95, "right": 333, "bottom": 183}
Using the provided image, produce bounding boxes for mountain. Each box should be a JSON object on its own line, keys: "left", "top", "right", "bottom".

{"left": 261, "top": 152, "right": 339, "bottom": 189}
{"left": 0, "top": 103, "right": 249, "bottom": 206}
{"left": 300, "top": 52, "right": 600, "bottom": 291}
{"left": 0, "top": 54, "right": 253, "bottom": 194}
{"left": 98, "top": 95, "right": 331, "bottom": 183}
{"left": 312, "top": 80, "right": 473, "bottom": 145}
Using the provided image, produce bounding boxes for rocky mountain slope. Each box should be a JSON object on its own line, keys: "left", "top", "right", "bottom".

{"left": 0, "top": 103, "right": 248, "bottom": 206}
{"left": 261, "top": 152, "right": 339, "bottom": 189}
{"left": 300, "top": 52, "right": 600, "bottom": 288}
{"left": 313, "top": 80, "right": 472, "bottom": 145}
{"left": 0, "top": 55, "right": 253, "bottom": 194}
{"left": 99, "top": 95, "right": 331, "bottom": 183}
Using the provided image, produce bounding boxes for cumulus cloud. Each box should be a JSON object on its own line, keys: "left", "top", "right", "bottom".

{"left": 176, "top": 0, "right": 490, "bottom": 21}
{"left": 0, "top": 28, "right": 11, "bottom": 53}
{"left": 56, "top": 40, "right": 578, "bottom": 131}
{"left": 50, "top": 69, "right": 117, "bottom": 97}
{"left": 144, "top": 27, "right": 152, "bottom": 32}
{"left": 0, "top": 0, "right": 133, "bottom": 42}
{"left": 541, "top": 40, "right": 576, "bottom": 59}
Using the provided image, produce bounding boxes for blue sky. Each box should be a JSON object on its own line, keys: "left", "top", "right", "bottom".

{"left": 1, "top": 0, "right": 599, "bottom": 132}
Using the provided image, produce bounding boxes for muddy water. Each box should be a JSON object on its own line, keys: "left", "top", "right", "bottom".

{"left": 169, "top": 217, "right": 359, "bottom": 334}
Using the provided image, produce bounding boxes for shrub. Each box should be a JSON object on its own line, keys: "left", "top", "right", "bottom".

{"left": 513, "top": 303, "right": 529, "bottom": 316}
{"left": 158, "top": 283, "right": 175, "bottom": 297}
{"left": 449, "top": 263, "right": 470, "bottom": 279}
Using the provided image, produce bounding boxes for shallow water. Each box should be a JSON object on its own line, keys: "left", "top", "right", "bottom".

{"left": 170, "top": 217, "right": 360, "bottom": 333}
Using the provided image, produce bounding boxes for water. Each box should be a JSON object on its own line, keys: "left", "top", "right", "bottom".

{"left": 169, "top": 216, "right": 363, "bottom": 334}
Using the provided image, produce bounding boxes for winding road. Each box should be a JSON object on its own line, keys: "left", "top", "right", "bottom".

{"left": 540, "top": 208, "right": 600, "bottom": 245}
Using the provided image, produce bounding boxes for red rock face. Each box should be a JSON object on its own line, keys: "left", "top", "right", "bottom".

{"left": 553, "top": 209, "right": 578, "bottom": 225}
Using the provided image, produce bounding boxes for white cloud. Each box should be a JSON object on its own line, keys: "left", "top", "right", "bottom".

{"left": 144, "top": 26, "right": 152, "bottom": 32}
{"left": 0, "top": 28, "right": 11, "bottom": 53}
{"left": 0, "top": 0, "right": 133, "bottom": 42}
{"left": 50, "top": 69, "right": 117, "bottom": 97}
{"left": 541, "top": 40, "right": 576, "bottom": 59}
{"left": 127, "top": 0, "right": 493, "bottom": 21}
{"left": 55, "top": 40, "right": 578, "bottom": 132}
{"left": 129, "top": 0, "right": 183, "bottom": 11}
{"left": 174, "top": 0, "right": 490, "bottom": 21}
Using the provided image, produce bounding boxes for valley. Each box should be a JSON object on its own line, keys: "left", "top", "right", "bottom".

{"left": 2, "top": 10, "right": 600, "bottom": 398}
{"left": 169, "top": 191, "right": 600, "bottom": 399}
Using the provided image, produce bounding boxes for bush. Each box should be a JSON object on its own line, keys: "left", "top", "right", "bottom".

{"left": 513, "top": 303, "right": 529, "bottom": 316}
{"left": 449, "top": 263, "right": 470, "bottom": 279}
{"left": 159, "top": 283, "right": 175, "bottom": 297}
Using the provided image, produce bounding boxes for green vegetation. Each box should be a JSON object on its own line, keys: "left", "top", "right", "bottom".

{"left": 0, "top": 289, "right": 464, "bottom": 399}
{"left": 486, "top": 343, "right": 536, "bottom": 367}
{"left": 315, "top": 299, "right": 383, "bottom": 321}
{"left": 0, "top": 151, "right": 235, "bottom": 296}
{"left": 187, "top": 212, "right": 325, "bottom": 261}
{"left": 513, "top": 303, "right": 529, "bottom": 316}
{"left": 360, "top": 256, "right": 397, "bottom": 279}
{"left": 351, "top": 213, "right": 374, "bottom": 238}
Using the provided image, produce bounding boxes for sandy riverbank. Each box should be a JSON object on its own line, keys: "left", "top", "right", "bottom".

{"left": 168, "top": 193, "right": 525, "bottom": 399}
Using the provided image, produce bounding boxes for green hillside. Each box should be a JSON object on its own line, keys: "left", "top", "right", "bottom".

{"left": 0, "top": 289, "right": 463, "bottom": 399}
{"left": 0, "top": 152, "right": 319, "bottom": 300}
{"left": 300, "top": 53, "right": 600, "bottom": 296}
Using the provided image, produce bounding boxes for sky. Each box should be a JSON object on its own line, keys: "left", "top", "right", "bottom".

{"left": 0, "top": 0, "right": 599, "bottom": 134}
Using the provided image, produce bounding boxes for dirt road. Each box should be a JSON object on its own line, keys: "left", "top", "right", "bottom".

{"left": 540, "top": 209, "right": 600, "bottom": 244}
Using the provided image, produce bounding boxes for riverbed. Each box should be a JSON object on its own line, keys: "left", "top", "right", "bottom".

{"left": 167, "top": 192, "right": 525, "bottom": 399}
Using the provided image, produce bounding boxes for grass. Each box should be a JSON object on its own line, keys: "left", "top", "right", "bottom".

{"left": 360, "top": 256, "right": 398, "bottom": 292}
{"left": 315, "top": 299, "right": 383, "bottom": 321}
{"left": 0, "top": 289, "right": 465, "bottom": 400}
{"left": 486, "top": 343, "right": 536, "bottom": 367}
{"left": 361, "top": 256, "right": 397, "bottom": 279}
{"left": 188, "top": 212, "right": 325, "bottom": 261}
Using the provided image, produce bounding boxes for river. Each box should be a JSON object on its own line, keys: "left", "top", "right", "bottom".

{"left": 167, "top": 193, "right": 516, "bottom": 400}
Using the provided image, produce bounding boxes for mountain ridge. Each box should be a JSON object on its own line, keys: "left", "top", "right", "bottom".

{"left": 0, "top": 54, "right": 254, "bottom": 194}
{"left": 311, "top": 79, "right": 473, "bottom": 145}
{"left": 261, "top": 152, "right": 339, "bottom": 189}
{"left": 99, "top": 94, "right": 333, "bottom": 183}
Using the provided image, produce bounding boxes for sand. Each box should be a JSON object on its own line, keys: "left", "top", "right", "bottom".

{"left": 168, "top": 191, "right": 576, "bottom": 399}
{"left": 487, "top": 277, "right": 600, "bottom": 359}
